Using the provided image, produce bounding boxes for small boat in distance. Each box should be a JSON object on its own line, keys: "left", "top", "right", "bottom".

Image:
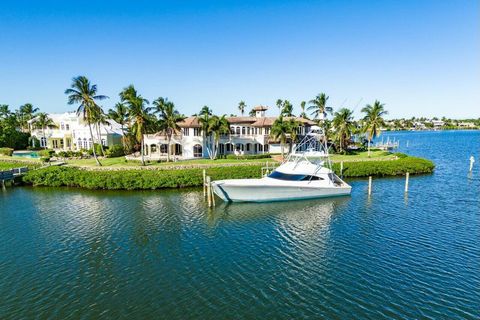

{"left": 212, "top": 131, "right": 352, "bottom": 202}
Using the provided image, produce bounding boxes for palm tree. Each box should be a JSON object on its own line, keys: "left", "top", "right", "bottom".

{"left": 238, "top": 101, "right": 246, "bottom": 116}
{"left": 308, "top": 93, "right": 332, "bottom": 120}
{"left": 361, "top": 100, "right": 388, "bottom": 156}
{"left": 198, "top": 106, "right": 214, "bottom": 158}
{"left": 18, "top": 103, "right": 39, "bottom": 132}
{"left": 65, "top": 76, "right": 108, "bottom": 166}
{"left": 153, "top": 97, "right": 185, "bottom": 162}
{"left": 0, "top": 104, "right": 11, "bottom": 118}
{"left": 248, "top": 108, "right": 256, "bottom": 117}
{"left": 332, "top": 108, "right": 355, "bottom": 153}
{"left": 270, "top": 116, "right": 290, "bottom": 158}
{"left": 209, "top": 115, "right": 230, "bottom": 159}
{"left": 276, "top": 99, "right": 283, "bottom": 114}
{"left": 281, "top": 100, "right": 294, "bottom": 117}
{"left": 287, "top": 118, "right": 300, "bottom": 153}
{"left": 108, "top": 102, "right": 129, "bottom": 151}
{"left": 120, "top": 85, "right": 152, "bottom": 166}
{"left": 299, "top": 101, "right": 308, "bottom": 118}
{"left": 33, "top": 112, "right": 55, "bottom": 149}
{"left": 91, "top": 108, "right": 109, "bottom": 156}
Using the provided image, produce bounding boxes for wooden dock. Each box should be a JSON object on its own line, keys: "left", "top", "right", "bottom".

{"left": 0, "top": 167, "right": 29, "bottom": 189}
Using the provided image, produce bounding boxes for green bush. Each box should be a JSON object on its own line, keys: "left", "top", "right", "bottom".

{"left": 39, "top": 157, "right": 50, "bottom": 163}
{"left": 105, "top": 145, "right": 125, "bottom": 158}
{"left": 38, "top": 149, "right": 55, "bottom": 157}
{"left": 331, "top": 156, "right": 434, "bottom": 177}
{"left": 22, "top": 165, "right": 265, "bottom": 190}
{"left": 0, "top": 147, "right": 14, "bottom": 156}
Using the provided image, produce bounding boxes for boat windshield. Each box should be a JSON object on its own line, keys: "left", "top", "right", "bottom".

{"left": 268, "top": 171, "right": 322, "bottom": 181}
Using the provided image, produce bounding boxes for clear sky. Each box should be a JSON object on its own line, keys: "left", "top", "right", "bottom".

{"left": 1, "top": 0, "right": 479, "bottom": 119}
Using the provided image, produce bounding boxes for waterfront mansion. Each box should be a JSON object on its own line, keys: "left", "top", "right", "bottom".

{"left": 28, "top": 112, "right": 123, "bottom": 150}
{"left": 143, "top": 106, "right": 316, "bottom": 160}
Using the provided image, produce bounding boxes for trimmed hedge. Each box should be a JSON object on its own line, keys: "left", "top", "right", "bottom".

{"left": 225, "top": 153, "right": 272, "bottom": 160}
{"left": 0, "top": 147, "right": 14, "bottom": 156}
{"left": 331, "top": 156, "right": 434, "bottom": 177}
{"left": 22, "top": 165, "right": 265, "bottom": 190}
{"left": 22, "top": 155, "right": 434, "bottom": 190}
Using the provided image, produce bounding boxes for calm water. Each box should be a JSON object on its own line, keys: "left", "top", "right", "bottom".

{"left": 1, "top": 130, "right": 479, "bottom": 319}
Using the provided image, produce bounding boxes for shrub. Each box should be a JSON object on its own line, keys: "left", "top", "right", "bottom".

{"left": 21, "top": 155, "right": 435, "bottom": 190}
{"left": 39, "top": 157, "right": 50, "bottom": 163}
{"left": 38, "top": 149, "right": 55, "bottom": 157}
{"left": 331, "top": 156, "right": 434, "bottom": 177}
{"left": 106, "top": 145, "right": 125, "bottom": 158}
{"left": 0, "top": 147, "right": 14, "bottom": 156}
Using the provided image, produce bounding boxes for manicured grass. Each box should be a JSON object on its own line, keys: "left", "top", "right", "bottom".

{"left": 0, "top": 157, "right": 41, "bottom": 170}
{"left": 330, "top": 150, "right": 397, "bottom": 162}
{"left": 65, "top": 157, "right": 274, "bottom": 168}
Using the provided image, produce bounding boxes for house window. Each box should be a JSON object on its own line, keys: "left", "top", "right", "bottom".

{"left": 66, "top": 124, "right": 70, "bottom": 131}
{"left": 160, "top": 144, "right": 168, "bottom": 154}
{"left": 193, "top": 144, "right": 202, "bottom": 158}
{"left": 83, "top": 138, "right": 87, "bottom": 149}
{"left": 264, "top": 144, "right": 269, "bottom": 152}
{"left": 242, "top": 127, "right": 246, "bottom": 135}
{"left": 258, "top": 144, "right": 263, "bottom": 152}
{"left": 40, "top": 137, "right": 47, "bottom": 147}
{"left": 182, "top": 128, "right": 189, "bottom": 136}
{"left": 246, "top": 144, "right": 250, "bottom": 151}
{"left": 88, "top": 138, "right": 92, "bottom": 149}
{"left": 247, "top": 127, "right": 250, "bottom": 135}
{"left": 219, "top": 144, "right": 225, "bottom": 154}
{"left": 230, "top": 127, "right": 235, "bottom": 134}
{"left": 151, "top": 144, "right": 157, "bottom": 153}
{"left": 226, "top": 144, "right": 231, "bottom": 152}
{"left": 235, "top": 127, "right": 240, "bottom": 135}
{"left": 264, "top": 128, "right": 270, "bottom": 135}
{"left": 77, "top": 138, "right": 81, "bottom": 148}
{"left": 193, "top": 128, "right": 201, "bottom": 136}
{"left": 175, "top": 144, "right": 182, "bottom": 155}
{"left": 101, "top": 139, "right": 106, "bottom": 146}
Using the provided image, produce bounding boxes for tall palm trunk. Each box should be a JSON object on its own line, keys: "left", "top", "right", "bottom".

{"left": 367, "top": 139, "right": 371, "bottom": 157}
{"left": 43, "top": 127, "right": 47, "bottom": 149}
{"left": 96, "top": 123, "right": 106, "bottom": 157}
{"left": 140, "top": 136, "right": 145, "bottom": 166}
{"left": 167, "top": 134, "right": 171, "bottom": 162}
{"left": 120, "top": 124, "right": 126, "bottom": 153}
{"left": 88, "top": 122, "right": 102, "bottom": 166}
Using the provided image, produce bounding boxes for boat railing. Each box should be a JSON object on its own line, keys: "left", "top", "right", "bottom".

{"left": 261, "top": 162, "right": 279, "bottom": 177}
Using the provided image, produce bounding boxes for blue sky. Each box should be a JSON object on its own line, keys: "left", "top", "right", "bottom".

{"left": 0, "top": 0, "right": 478, "bottom": 119}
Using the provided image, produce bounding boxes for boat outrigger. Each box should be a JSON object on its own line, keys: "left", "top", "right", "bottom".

{"left": 212, "top": 130, "right": 352, "bottom": 202}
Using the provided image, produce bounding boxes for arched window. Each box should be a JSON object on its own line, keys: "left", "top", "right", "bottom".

{"left": 241, "top": 127, "right": 246, "bottom": 135}
{"left": 193, "top": 144, "right": 202, "bottom": 158}
{"left": 235, "top": 127, "right": 240, "bottom": 135}
{"left": 83, "top": 138, "right": 87, "bottom": 149}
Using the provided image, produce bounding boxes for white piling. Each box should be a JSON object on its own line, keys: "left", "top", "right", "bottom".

{"left": 368, "top": 176, "right": 372, "bottom": 196}
{"left": 206, "top": 176, "right": 212, "bottom": 207}
{"left": 469, "top": 156, "right": 475, "bottom": 172}
{"left": 203, "top": 169, "right": 206, "bottom": 197}
{"left": 340, "top": 161, "right": 344, "bottom": 178}
{"left": 405, "top": 172, "right": 410, "bottom": 193}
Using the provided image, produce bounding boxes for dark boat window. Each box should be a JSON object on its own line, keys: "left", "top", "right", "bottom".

{"left": 268, "top": 171, "right": 323, "bottom": 181}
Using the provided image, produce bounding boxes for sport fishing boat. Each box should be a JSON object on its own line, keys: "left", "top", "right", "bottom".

{"left": 212, "top": 131, "right": 351, "bottom": 202}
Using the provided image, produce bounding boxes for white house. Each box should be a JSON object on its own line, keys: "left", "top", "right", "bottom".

{"left": 143, "top": 106, "right": 316, "bottom": 160}
{"left": 28, "top": 112, "right": 123, "bottom": 150}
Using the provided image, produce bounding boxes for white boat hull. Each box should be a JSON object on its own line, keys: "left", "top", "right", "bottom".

{"left": 212, "top": 179, "right": 351, "bottom": 203}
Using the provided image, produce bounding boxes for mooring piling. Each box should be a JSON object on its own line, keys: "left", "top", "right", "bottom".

{"left": 206, "top": 176, "right": 212, "bottom": 207}
{"left": 340, "top": 161, "right": 344, "bottom": 178}
{"left": 203, "top": 169, "right": 207, "bottom": 196}
{"left": 405, "top": 172, "right": 410, "bottom": 193}
{"left": 368, "top": 176, "right": 372, "bottom": 196}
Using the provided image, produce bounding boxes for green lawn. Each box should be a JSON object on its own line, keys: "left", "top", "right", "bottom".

{"left": 330, "top": 150, "right": 397, "bottom": 162}
{"left": 65, "top": 156, "right": 274, "bottom": 168}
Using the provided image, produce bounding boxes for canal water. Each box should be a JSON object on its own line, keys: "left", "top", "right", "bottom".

{"left": 1, "top": 131, "right": 479, "bottom": 319}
